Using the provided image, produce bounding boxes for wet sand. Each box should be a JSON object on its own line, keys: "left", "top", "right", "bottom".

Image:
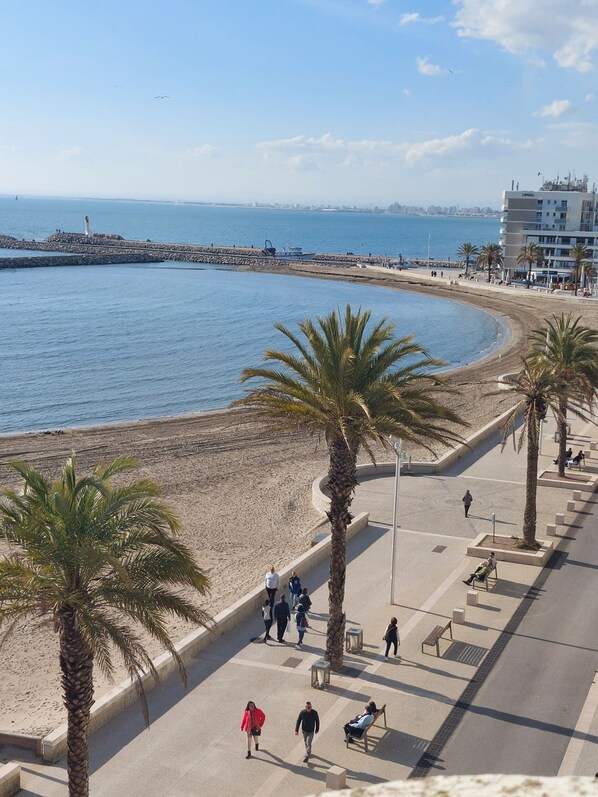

{"left": 2, "top": 263, "right": 597, "bottom": 734}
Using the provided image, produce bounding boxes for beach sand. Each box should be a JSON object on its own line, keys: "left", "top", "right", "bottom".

{"left": 2, "top": 264, "right": 597, "bottom": 735}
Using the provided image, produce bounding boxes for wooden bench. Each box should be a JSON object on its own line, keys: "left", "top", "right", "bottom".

{"left": 472, "top": 563, "right": 498, "bottom": 591}
{"left": 421, "top": 620, "right": 452, "bottom": 656}
{"left": 345, "top": 704, "right": 387, "bottom": 752}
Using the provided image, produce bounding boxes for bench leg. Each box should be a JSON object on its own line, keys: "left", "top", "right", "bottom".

{"left": 435, "top": 640, "right": 440, "bottom": 656}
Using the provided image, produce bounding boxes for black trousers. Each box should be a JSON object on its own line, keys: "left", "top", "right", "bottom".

{"left": 343, "top": 723, "right": 364, "bottom": 739}
{"left": 276, "top": 618, "right": 288, "bottom": 641}
{"left": 263, "top": 618, "right": 273, "bottom": 640}
{"left": 266, "top": 587, "right": 277, "bottom": 606}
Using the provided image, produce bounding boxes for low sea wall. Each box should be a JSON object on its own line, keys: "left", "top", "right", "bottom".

{"left": 0, "top": 253, "right": 161, "bottom": 269}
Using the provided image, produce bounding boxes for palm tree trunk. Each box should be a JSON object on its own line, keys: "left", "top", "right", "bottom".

{"left": 59, "top": 607, "right": 94, "bottom": 797}
{"left": 325, "top": 435, "right": 357, "bottom": 671}
{"left": 487, "top": 262, "right": 491, "bottom": 283}
{"left": 522, "top": 431, "right": 539, "bottom": 546}
{"left": 558, "top": 398, "right": 568, "bottom": 478}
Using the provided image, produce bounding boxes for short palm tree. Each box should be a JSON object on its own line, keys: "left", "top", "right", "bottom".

{"left": 529, "top": 314, "right": 598, "bottom": 477}
{"left": 234, "top": 306, "right": 466, "bottom": 671}
{"left": 457, "top": 242, "right": 479, "bottom": 277}
{"left": 477, "top": 243, "right": 503, "bottom": 283}
{"left": 517, "top": 242, "right": 544, "bottom": 289}
{"left": 498, "top": 357, "right": 559, "bottom": 547}
{"left": 570, "top": 243, "right": 592, "bottom": 296}
{"left": 0, "top": 455, "right": 211, "bottom": 797}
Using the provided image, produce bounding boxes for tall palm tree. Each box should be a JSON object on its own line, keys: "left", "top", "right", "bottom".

{"left": 234, "top": 306, "right": 466, "bottom": 671}
{"left": 517, "top": 242, "right": 544, "bottom": 289}
{"left": 457, "top": 242, "right": 479, "bottom": 277}
{"left": 0, "top": 455, "right": 211, "bottom": 797}
{"left": 477, "top": 242, "right": 503, "bottom": 283}
{"left": 529, "top": 314, "right": 598, "bottom": 477}
{"left": 498, "top": 357, "right": 559, "bottom": 547}
{"left": 570, "top": 242, "right": 592, "bottom": 296}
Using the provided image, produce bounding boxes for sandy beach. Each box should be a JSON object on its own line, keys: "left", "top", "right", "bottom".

{"left": 2, "top": 263, "right": 598, "bottom": 736}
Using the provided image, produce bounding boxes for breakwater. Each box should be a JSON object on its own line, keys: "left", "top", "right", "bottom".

{"left": 0, "top": 253, "right": 162, "bottom": 270}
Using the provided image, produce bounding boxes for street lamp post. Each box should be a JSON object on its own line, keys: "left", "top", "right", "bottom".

{"left": 390, "top": 439, "right": 402, "bottom": 605}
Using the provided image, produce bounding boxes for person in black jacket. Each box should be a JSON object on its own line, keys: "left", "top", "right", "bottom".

{"left": 295, "top": 701, "right": 320, "bottom": 762}
{"left": 273, "top": 594, "right": 291, "bottom": 642}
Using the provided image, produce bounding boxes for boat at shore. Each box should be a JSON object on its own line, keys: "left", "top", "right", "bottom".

{"left": 277, "top": 245, "right": 314, "bottom": 260}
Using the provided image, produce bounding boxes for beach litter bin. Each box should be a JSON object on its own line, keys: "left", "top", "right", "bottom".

{"left": 345, "top": 626, "right": 363, "bottom": 653}
{"left": 311, "top": 658, "right": 331, "bottom": 689}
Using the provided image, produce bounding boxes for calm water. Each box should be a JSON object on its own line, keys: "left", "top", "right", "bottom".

{"left": 0, "top": 263, "right": 506, "bottom": 434}
{"left": 0, "top": 196, "right": 499, "bottom": 260}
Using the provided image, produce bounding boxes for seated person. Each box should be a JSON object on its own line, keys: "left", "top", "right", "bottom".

{"left": 554, "top": 448, "right": 573, "bottom": 466}
{"left": 344, "top": 707, "right": 374, "bottom": 742}
{"left": 463, "top": 552, "right": 495, "bottom": 585}
{"left": 567, "top": 450, "right": 585, "bottom": 467}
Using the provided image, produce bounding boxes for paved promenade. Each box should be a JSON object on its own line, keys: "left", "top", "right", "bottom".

{"left": 14, "top": 415, "right": 598, "bottom": 796}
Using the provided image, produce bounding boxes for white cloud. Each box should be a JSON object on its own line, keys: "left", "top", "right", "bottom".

{"left": 534, "top": 99, "right": 573, "bottom": 118}
{"left": 399, "top": 12, "right": 444, "bottom": 25}
{"left": 416, "top": 56, "right": 445, "bottom": 76}
{"left": 453, "top": 0, "right": 598, "bottom": 72}
{"left": 187, "top": 144, "right": 219, "bottom": 157}
{"left": 403, "top": 88, "right": 411, "bottom": 96}
{"left": 585, "top": 92, "right": 595, "bottom": 102}
{"left": 59, "top": 146, "right": 82, "bottom": 161}
{"left": 256, "top": 129, "right": 533, "bottom": 172}
{"left": 367, "top": 0, "right": 386, "bottom": 5}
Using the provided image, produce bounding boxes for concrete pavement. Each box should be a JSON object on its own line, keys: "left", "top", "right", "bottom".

{"left": 12, "top": 413, "right": 598, "bottom": 795}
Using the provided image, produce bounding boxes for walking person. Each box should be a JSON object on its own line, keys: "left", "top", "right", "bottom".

{"left": 273, "top": 594, "right": 291, "bottom": 642}
{"left": 240, "top": 700, "right": 266, "bottom": 759}
{"left": 288, "top": 570, "right": 302, "bottom": 609}
{"left": 462, "top": 489, "right": 473, "bottom": 517}
{"left": 261, "top": 599, "right": 273, "bottom": 642}
{"left": 297, "top": 587, "right": 312, "bottom": 615}
{"left": 382, "top": 617, "right": 400, "bottom": 658}
{"left": 295, "top": 604, "right": 309, "bottom": 649}
{"left": 295, "top": 701, "right": 320, "bottom": 763}
{"left": 264, "top": 566, "right": 280, "bottom": 606}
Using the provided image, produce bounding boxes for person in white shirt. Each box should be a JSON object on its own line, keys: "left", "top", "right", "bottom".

{"left": 265, "top": 566, "right": 280, "bottom": 605}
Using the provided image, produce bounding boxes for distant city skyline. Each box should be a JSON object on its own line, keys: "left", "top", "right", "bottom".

{"left": 1, "top": 1, "right": 597, "bottom": 207}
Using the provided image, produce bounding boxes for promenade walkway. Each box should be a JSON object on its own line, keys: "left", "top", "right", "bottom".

{"left": 13, "top": 415, "right": 598, "bottom": 796}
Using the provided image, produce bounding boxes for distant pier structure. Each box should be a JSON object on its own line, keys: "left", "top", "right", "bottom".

{"left": 84, "top": 215, "right": 92, "bottom": 236}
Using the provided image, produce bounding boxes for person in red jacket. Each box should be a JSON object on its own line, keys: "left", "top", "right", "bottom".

{"left": 240, "top": 701, "right": 266, "bottom": 759}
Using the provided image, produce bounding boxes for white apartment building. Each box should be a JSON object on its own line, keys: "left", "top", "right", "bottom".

{"left": 500, "top": 175, "right": 598, "bottom": 283}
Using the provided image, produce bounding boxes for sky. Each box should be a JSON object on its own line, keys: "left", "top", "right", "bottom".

{"left": 1, "top": 0, "right": 597, "bottom": 208}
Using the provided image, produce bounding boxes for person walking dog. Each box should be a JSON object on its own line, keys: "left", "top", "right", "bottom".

{"left": 295, "top": 701, "right": 320, "bottom": 762}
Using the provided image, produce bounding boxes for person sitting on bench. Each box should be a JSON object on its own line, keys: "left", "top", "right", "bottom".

{"left": 554, "top": 448, "right": 573, "bottom": 465}
{"left": 463, "top": 552, "right": 495, "bottom": 585}
{"left": 344, "top": 707, "right": 374, "bottom": 742}
{"left": 567, "top": 450, "right": 585, "bottom": 468}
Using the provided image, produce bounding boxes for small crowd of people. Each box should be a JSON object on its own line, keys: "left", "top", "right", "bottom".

{"left": 240, "top": 698, "right": 380, "bottom": 761}
{"left": 262, "top": 567, "right": 312, "bottom": 647}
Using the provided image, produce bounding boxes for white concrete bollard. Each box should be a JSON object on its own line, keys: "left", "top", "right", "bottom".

{"left": 453, "top": 607, "right": 466, "bottom": 624}
{"left": 567, "top": 500, "right": 576, "bottom": 512}
{"left": 326, "top": 766, "right": 347, "bottom": 790}
{"left": 546, "top": 524, "right": 557, "bottom": 537}
{"left": 590, "top": 441, "right": 598, "bottom": 451}
{"left": 572, "top": 490, "right": 582, "bottom": 502}
{"left": 466, "top": 590, "right": 478, "bottom": 606}
{"left": 555, "top": 513, "right": 565, "bottom": 525}
{"left": 584, "top": 450, "right": 591, "bottom": 460}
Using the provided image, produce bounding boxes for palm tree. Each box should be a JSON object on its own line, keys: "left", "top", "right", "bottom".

{"left": 517, "top": 242, "right": 544, "bottom": 289}
{"left": 234, "top": 306, "right": 466, "bottom": 671}
{"left": 529, "top": 314, "right": 598, "bottom": 477}
{"left": 570, "top": 243, "right": 592, "bottom": 296}
{"left": 0, "top": 455, "right": 211, "bottom": 797}
{"left": 477, "top": 242, "right": 503, "bottom": 283}
{"left": 457, "top": 242, "right": 479, "bottom": 277}
{"left": 498, "top": 358, "right": 559, "bottom": 547}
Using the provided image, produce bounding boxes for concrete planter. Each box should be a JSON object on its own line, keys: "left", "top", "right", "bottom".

{"left": 467, "top": 532, "right": 554, "bottom": 567}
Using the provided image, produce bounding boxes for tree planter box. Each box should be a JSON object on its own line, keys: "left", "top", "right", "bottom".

{"left": 467, "top": 533, "right": 554, "bottom": 567}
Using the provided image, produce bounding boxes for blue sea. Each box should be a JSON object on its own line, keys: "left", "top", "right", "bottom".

{"left": 0, "top": 197, "right": 504, "bottom": 434}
